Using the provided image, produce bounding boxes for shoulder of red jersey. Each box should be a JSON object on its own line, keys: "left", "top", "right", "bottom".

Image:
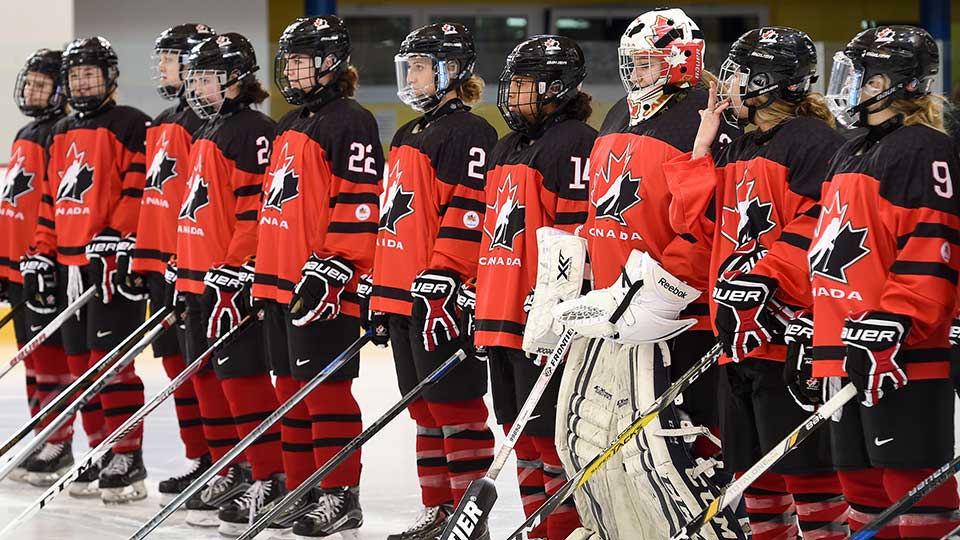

{"left": 15, "top": 115, "right": 63, "bottom": 146}
{"left": 153, "top": 103, "right": 205, "bottom": 136}
{"left": 599, "top": 97, "right": 629, "bottom": 135}
{"left": 214, "top": 108, "right": 277, "bottom": 173}
{"left": 400, "top": 109, "right": 497, "bottom": 189}
{"left": 103, "top": 104, "right": 151, "bottom": 153}
{"left": 276, "top": 106, "right": 306, "bottom": 133}
{"left": 534, "top": 119, "right": 596, "bottom": 193}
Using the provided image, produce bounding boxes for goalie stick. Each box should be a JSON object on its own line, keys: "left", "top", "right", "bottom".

{"left": 129, "top": 329, "right": 374, "bottom": 540}
{"left": 0, "top": 313, "right": 256, "bottom": 537}
{"left": 440, "top": 329, "right": 575, "bottom": 540}
{"left": 0, "top": 287, "right": 95, "bottom": 382}
{"left": 0, "top": 308, "right": 177, "bottom": 481}
{"left": 670, "top": 383, "right": 857, "bottom": 540}
{"left": 0, "top": 304, "right": 167, "bottom": 460}
{"left": 504, "top": 341, "right": 723, "bottom": 540}
{"left": 235, "top": 348, "right": 469, "bottom": 540}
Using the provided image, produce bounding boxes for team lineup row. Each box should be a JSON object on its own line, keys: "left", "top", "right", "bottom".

{"left": 1, "top": 5, "right": 959, "bottom": 540}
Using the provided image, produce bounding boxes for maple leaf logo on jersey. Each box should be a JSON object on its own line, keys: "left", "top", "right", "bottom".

{"left": 56, "top": 143, "right": 95, "bottom": 204}
{"left": 379, "top": 161, "right": 414, "bottom": 235}
{"left": 808, "top": 191, "right": 870, "bottom": 284}
{"left": 485, "top": 174, "right": 525, "bottom": 251}
{"left": 178, "top": 157, "right": 210, "bottom": 222}
{"left": 593, "top": 144, "right": 641, "bottom": 226}
{"left": 1, "top": 147, "right": 35, "bottom": 207}
{"left": 263, "top": 142, "right": 300, "bottom": 211}
{"left": 720, "top": 172, "right": 775, "bottom": 248}
{"left": 145, "top": 132, "right": 178, "bottom": 192}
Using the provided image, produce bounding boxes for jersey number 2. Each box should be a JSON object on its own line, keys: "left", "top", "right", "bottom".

{"left": 348, "top": 143, "right": 378, "bottom": 175}
{"left": 256, "top": 136, "right": 270, "bottom": 165}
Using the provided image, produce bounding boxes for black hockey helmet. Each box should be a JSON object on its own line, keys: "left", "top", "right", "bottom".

{"left": 14, "top": 48, "right": 65, "bottom": 118}
{"left": 395, "top": 22, "right": 477, "bottom": 112}
{"left": 275, "top": 16, "right": 351, "bottom": 105}
{"left": 184, "top": 33, "right": 259, "bottom": 119}
{"left": 497, "top": 35, "right": 587, "bottom": 137}
{"left": 827, "top": 25, "right": 939, "bottom": 127}
{"left": 62, "top": 36, "right": 119, "bottom": 113}
{"left": 153, "top": 23, "right": 216, "bottom": 99}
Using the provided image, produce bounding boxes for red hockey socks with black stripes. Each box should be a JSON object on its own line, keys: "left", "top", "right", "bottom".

{"left": 427, "top": 398, "right": 495, "bottom": 507}
{"left": 275, "top": 374, "right": 315, "bottom": 490}
{"left": 303, "top": 379, "right": 362, "bottom": 489}
{"left": 90, "top": 349, "right": 144, "bottom": 452}
{"left": 220, "top": 373, "right": 283, "bottom": 480}
{"left": 161, "top": 353, "right": 207, "bottom": 459}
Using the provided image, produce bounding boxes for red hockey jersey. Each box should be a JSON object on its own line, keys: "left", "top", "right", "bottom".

{"left": 474, "top": 118, "right": 596, "bottom": 349}
{"left": 33, "top": 102, "right": 149, "bottom": 265}
{"left": 809, "top": 122, "right": 960, "bottom": 380}
{"left": 175, "top": 105, "right": 275, "bottom": 294}
{"left": 1, "top": 115, "right": 61, "bottom": 282}
{"left": 663, "top": 116, "right": 843, "bottom": 363}
{"left": 370, "top": 100, "right": 497, "bottom": 316}
{"left": 252, "top": 97, "right": 383, "bottom": 317}
{"left": 132, "top": 102, "right": 204, "bottom": 274}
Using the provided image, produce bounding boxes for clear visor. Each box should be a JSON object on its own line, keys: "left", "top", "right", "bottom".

{"left": 617, "top": 46, "right": 670, "bottom": 99}
{"left": 151, "top": 48, "right": 184, "bottom": 100}
{"left": 14, "top": 69, "right": 61, "bottom": 115}
{"left": 184, "top": 69, "right": 228, "bottom": 120}
{"left": 825, "top": 52, "right": 863, "bottom": 128}
{"left": 395, "top": 53, "right": 457, "bottom": 112}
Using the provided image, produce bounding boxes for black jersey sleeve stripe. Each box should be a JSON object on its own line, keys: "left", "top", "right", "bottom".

{"left": 235, "top": 210, "right": 258, "bottom": 221}
{"left": 234, "top": 185, "right": 262, "bottom": 197}
{"left": 554, "top": 211, "right": 589, "bottom": 226}
{"left": 37, "top": 217, "right": 55, "bottom": 229}
{"left": 41, "top": 194, "right": 53, "bottom": 204}
{"left": 328, "top": 221, "right": 379, "bottom": 234}
{"left": 177, "top": 267, "right": 207, "bottom": 281}
{"left": 437, "top": 227, "right": 482, "bottom": 242}
{"left": 896, "top": 223, "right": 960, "bottom": 249}
{"left": 475, "top": 318, "right": 525, "bottom": 336}
{"left": 680, "top": 232, "right": 699, "bottom": 244}
{"left": 372, "top": 284, "right": 411, "bottom": 301}
{"left": 121, "top": 188, "right": 143, "bottom": 198}
{"left": 889, "top": 261, "right": 959, "bottom": 283}
{"left": 124, "top": 163, "right": 147, "bottom": 174}
{"left": 132, "top": 248, "right": 172, "bottom": 262}
{"left": 445, "top": 196, "right": 486, "bottom": 213}
{"left": 803, "top": 205, "right": 821, "bottom": 218}
{"left": 779, "top": 231, "right": 811, "bottom": 250}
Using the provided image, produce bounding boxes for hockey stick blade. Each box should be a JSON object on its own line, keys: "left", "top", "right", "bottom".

{"left": 236, "top": 348, "right": 467, "bottom": 540}
{"left": 670, "top": 383, "right": 857, "bottom": 540}
{"left": 504, "top": 341, "right": 722, "bottom": 540}
{"left": 0, "top": 314, "right": 254, "bottom": 538}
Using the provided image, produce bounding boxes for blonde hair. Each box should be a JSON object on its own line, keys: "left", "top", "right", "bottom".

{"left": 888, "top": 94, "right": 946, "bottom": 133}
{"left": 753, "top": 93, "right": 836, "bottom": 128}
{"left": 337, "top": 65, "right": 359, "bottom": 97}
{"left": 456, "top": 75, "right": 484, "bottom": 105}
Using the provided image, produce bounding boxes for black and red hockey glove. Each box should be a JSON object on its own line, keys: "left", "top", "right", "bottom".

{"left": 410, "top": 269, "right": 461, "bottom": 352}
{"left": 202, "top": 262, "right": 255, "bottom": 339}
{"left": 357, "top": 273, "right": 373, "bottom": 330}
{"left": 85, "top": 229, "right": 122, "bottom": 304}
{"left": 455, "top": 279, "right": 487, "bottom": 362}
{"left": 841, "top": 310, "right": 911, "bottom": 407}
{"left": 782, "top": 310, "right": 821, "bottom": 411}
{"left": 20, "top": 252, "right": 57, "bottom": 314}
{"left": 712, "top": 271, "right": 784, "bottom": 362}
{"left": 949, "top": 311, "right": 960, "bottom": 397}
{"left": 369, "top": 311, "right": 390, "bottom": 348}
{"left": 112, "top": 234, "right": 148, "bottom": 302}
{"left": 289, "top": 254, "right": 354, "bottom": 327}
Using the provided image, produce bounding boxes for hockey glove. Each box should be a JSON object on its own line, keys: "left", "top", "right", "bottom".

{"left": 20, "top": 252, "right": 57, "bottom": 314}
{"left": 369, "top": 311, "right": 390, "bottom": 348}
{"left": 112, "top": 234, "right": 148, "bottom": 302}
{"left": 842, "top": 310, "right": 911, "bottom": 407}
{"left": 410, "top": 269, "right": 461, "bottom": 352}
{"left": 712, "top": 271, "right": 784, "bottom": 362}
{"left": 202, "top": 262, "right": 255, "bottom": 339}
{"left": 164, "top": 256, "right": 186, "bottom": 325}
{"left": 85, "top": 229, "right": 121, "bottom": 304}
{"left": 357, "top": 273, "right": 373, "bottom": 330}
{"left": 455, "top": 279, "right": 487, "bottom": 361}
{"left": 949, "top": 311, "right": 960, "bottom": 396}
{"left": 289, "top": 254, "right": 354, "bottom": 327}
{"left": 782, "top": 310, "right": 821, "bottom": 411}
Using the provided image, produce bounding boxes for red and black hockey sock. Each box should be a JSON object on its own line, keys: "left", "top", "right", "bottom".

{"left": 91, "top": 349, "right": 144, "bottom": 452}
{"left": 275, "top": 375, "right": 315, "bottom": 490}
{"left": 191, "top": 369, "right": 243, "bottom": 465}
{"left": 428, "top": 398, "right": 495, "bottom": 507}
{"left": 838, "top": 469, "right": 897, "bottom": 539}
{"left": 161, "top": 354, "right": 207, "bottom": 459}
{"left": 783, "top": 473, "right": 849, "bottom": 540}
{"left": 32, "top": 344, "right": 74, "bottom": 443}
{"left": 512, "top": 430, "right": 548, "bottom": 539}
{"left": 742, "top": 472, "right": 799, "bottom": 540}
{"left": 408, "top": 398, "right": 452, "bottom": 506}
{"left": 304, "top": 379, "right": 362, "bottom": 489}
{"left": 22, "top": 352, "right": 39, "bottom": 418}
{"left": 67, "top": 353, "right": 106, "bottom": 446}
{"left": 533, "top": 435, "right": 581, "bottom": 540}
{"left": 885, "top": 468, "right": 960, "bottom": 539}
{"left": 220, "top": 374, "right": 283, "bottom": 480}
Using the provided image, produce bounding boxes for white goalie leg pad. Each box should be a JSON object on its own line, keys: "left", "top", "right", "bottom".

{"left": 522, "top": 227, "right": 588, "bottom": 357}
{"left": 564, "top": 526, "right": 606, "bottom": 540}
{"left": 615, "top": 343, "right": 750, "bottom": 540}
{"left": 555, "top": 336, "right": 623, "bottom": 540}
{"left": 553, "top": 250, "right": 701, "bottom": 344}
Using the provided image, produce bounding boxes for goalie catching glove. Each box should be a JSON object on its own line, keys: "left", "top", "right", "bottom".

{"left": 289, "top": 254, "right": 354, "bottom": 327}
{"left": 20, "top": 252, "right": 57, "bottom": 314}
{"left": 841, "top": 310, "right": 911, "bottom": 407}
{"left": 410, "top": 269, "right": 461, "bottom": 352}
{"left": 553, "top": 249, "right": 699, "bottom": 344}
{"left": 202, "top": 261, "right": 255, "bottom": 339}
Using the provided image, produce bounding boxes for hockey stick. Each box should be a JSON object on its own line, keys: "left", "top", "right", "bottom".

{"left": 129, "top": 329, "right": 373, "bottom": 540}
{"left": 0, "top": 299, "right": 26, "bottom": 331}
{"left": 670, "top": 383, "right": 857, "bottom": 540}
{"left": 441, "top": 329, "right": 575, "bottom": 540}
{"left": 942, "top": 524, "right": 960, "bottom": 539}
{"left": 0, "top": 287, "right": 96, "bottom": 382}
{"left": 845, "top": 453, "right": 960, "bottom": 539}
{"left": 236, "top": 347, "right": 468, "bottom": 540}
{"left": 0, "top": 308, "right": 176, "bottom": 481}
{"left": 0, "top": 313, "right": 256, "bottom": 538}
{"left": 504, "top": 341, "right": 723, "bottom": 540}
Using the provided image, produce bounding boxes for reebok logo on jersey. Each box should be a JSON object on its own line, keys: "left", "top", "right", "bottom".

{"left": 1, "top": 147, "right": 35, "bottom": 207}
{"left": 379, "top": 161, "right": 414, "bottom": 235}
{"left": 809, "top": 191, "right": 869, "bottom": 284}
{"left": 721, "top": 174, "right": 775, "bottom": 248}
{"left": 593, "top": 144, "right": 641, "bottom": 226}
{"left": 485, "top": 174, "right": 525, "bottom": 251}
{"left": 263, "top": 142, "right": 300, "bottom": 211}
{"left": 146, "top": 132, "right": 178, "bottom": 192}
{"left": 179, "top": 156, "right": 210, "bottom": 222}
{"left": 56, "top": 142, "right": 95, "bottom": 204}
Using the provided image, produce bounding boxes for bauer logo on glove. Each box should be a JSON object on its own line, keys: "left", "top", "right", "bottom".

{"left": 410, "top": 269, "right": 461, "bottom": 351}
{"left": 712, "top": 271, "right": 782, "bottom": 362}
{"left": 841, "top": 310, "right": 911, "bottom": 407}
{"left": 289, "top": 254, "right": 354, "bottom": 327}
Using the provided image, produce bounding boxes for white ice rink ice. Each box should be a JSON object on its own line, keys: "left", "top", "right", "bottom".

{"left": 0, "top": 341, "right": 524, "bottom": 539}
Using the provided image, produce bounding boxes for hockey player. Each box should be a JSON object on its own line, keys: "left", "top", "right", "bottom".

{"left": 548, "top": 8, "right": 745, "bottom": 540}
{"left": 810, "top": 26, "right": 959, "bottom": 539}
{"left": 23, "top": 36, "right": 151, "bottom": 502}
{"left": 4, "top": 48, "right": 77, "bottom": 486}
{"left": 175, "top": 33, "right": 278, "bottom": 533}
{"left": 370, "top": 22, "right": 498, "bottom": 540}
{"left": 252, "top": 16, "right": 382, "bottom": 537}
{"left": 468, "top": 34, "right": 594, "bottom": 540}
{"left": 663, "top": 27, "right": 849, "bottom": 540}
{"left": 125, "top": 23, "right": 218, "bottom": 504}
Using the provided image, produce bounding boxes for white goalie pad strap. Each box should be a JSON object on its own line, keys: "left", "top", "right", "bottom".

{"left": 522, "top": 227, "right": 588, "bottom": 356}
